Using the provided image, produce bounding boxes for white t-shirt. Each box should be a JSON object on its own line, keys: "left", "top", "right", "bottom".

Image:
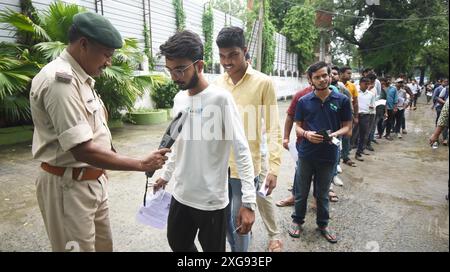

{"left": 358, "top": 89, "right": 375, "bottom": 114}
{"left": 407, "top": 83, "right": 419, "bottom": 94}
{"left": 397, "top": 89, "right": 407, "bottom": 110}
{"left": 161, "top": 84, "right": 255, "bottom": 211}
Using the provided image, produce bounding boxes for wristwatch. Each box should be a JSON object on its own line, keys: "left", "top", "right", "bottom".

{"left": 242, "top": 202, "right": 256, "bottom": 211}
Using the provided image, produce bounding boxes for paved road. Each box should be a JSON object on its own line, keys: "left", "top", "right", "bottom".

{"left": 0, "top": 95, "right": 448, "bottom": 252}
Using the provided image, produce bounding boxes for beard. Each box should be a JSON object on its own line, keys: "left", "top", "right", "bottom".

{"left": 331, "top": 79, "right": 338, "bottom": 86}
{"left": 175, "top": 70, "right": 199, "bottom": 90}
{"left": 313, "top": 81, "right": 329, "bottom": 91}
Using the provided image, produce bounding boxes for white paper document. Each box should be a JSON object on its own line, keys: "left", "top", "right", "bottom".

{"left": 375, "top": 99, "right": 386, "bottom": 107}
{"left": 257, "top": 182, "right": 269, "bottom": 198}
{"left": 136, "top": 190, "right": 172, "bottom": 229}
{"left": 288, "top": 141, "right": 298, "bottom": 163}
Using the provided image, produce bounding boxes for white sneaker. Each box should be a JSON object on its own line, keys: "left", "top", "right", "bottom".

{"left": 398, "top": 133, "right": 402, "bottom": 139}
{"left": 336, "top": 165, "right": 343, "bottom": 173}
{"left": 333, "top": 176, "right": 344, "bottom": 186}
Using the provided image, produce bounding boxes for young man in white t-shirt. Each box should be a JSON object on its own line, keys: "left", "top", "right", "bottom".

{"left": 153, "top": 31, "right": 256, "bottom": 252}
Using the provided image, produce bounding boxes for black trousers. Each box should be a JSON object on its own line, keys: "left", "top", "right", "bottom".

{"left": 357, "top": 114, "right": 370, "bottom": 154}
{"left": 167, "top": 197, "right": 227, "bottom": 252}
{"left": 394, "top": 109, "right": 405, "bottom": 133}
{"left": 385, "top": 109, "right": 395, "bottom": 136}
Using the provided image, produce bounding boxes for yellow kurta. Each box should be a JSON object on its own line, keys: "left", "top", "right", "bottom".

{"left": 215, "top": 65, "right": 282, "bottom": 179}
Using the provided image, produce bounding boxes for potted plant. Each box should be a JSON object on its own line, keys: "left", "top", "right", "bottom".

{"left": 128, "top": 108, "right": 167, "bottom": 125}
{"left": 150, "top": 79, "right": 180, "bottom": 120}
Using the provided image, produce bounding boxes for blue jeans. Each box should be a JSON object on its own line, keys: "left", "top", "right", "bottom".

{"left": 341, "top": 136, "right": 351, "bottom": 161}
{"left": 333, "top": 140, "right": 341, "bottom": 177}
{"left": 226, "top": 176, "right": 259, "bottom": 252}
{"left": 291, "top": 158, "right": 335, "bottom": 228}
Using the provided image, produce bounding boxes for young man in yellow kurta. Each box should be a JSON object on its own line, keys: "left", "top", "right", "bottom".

{"left": 214, "top": 27, "right": 283, "bottom": 252}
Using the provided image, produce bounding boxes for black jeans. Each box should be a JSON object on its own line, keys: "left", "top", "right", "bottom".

{"left": 376, "top": 105, "right": 386, "bottom": 137}
{"left": 394, "top": 109, "right": 405, "bottom": 133}
{"left": 357, "top": 114, "right": 370, "bottom": 154}
{"left": 167, "top": 198, "right": 227, "bottom": 252}
{"left": 385, "top": 109, "right": 395, "bottom": 136}
{"left": 292, "top": 158, "right": 335, "bottom": 228}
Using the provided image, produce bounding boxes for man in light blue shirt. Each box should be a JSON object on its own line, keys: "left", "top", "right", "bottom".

{"left": 383, "top": 78, "right": 399, "bottom": 140}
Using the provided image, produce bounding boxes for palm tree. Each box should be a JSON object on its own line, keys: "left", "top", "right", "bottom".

{"left": 0, "top": 1, "right": 163, "bottom": 125}
{"left": 95, "top": 38, "right": 166, "bottom": 119}
{"left": 0, "top": 43, "right": 39, "bottom": 126}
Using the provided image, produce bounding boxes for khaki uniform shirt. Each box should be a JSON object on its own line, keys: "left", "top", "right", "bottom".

{"left": 215, "top": 65, "right": 282, "bottom": 179}
{"left": 30, "top": 49, "right": 112, "bottom": 167}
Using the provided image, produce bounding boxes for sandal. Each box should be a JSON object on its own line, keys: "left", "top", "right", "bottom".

{"left": 328, "top": 190, "right": 339, "bottom": 202}
{"left": 288, "top": 222, "right": 302, "bottom": 238}
{"left": 317, "top": 227, "right": 338, "bottom": 243}
{"left": 276, "top": 197, "right": 294, "bottom": 207}
{"left": 268, "top": 239, "right": 283, "bottom": 252}
{"left": 343, "top": 159, "right": 356, "bottom": 167}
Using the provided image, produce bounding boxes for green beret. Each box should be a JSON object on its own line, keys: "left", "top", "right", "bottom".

{"left": 73, "top": 12, "right": 123, "bottom": 49}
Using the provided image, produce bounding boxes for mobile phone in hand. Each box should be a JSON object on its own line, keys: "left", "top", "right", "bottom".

{"left": 317, "top": 130, "right": 331, "bottom": 142}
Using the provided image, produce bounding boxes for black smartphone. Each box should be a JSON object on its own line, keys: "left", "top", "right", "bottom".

{"left": 317, "top": 130, "right": 331, "bottom": 142}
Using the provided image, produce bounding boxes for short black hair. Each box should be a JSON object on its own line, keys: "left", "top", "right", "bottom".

{"left": 216, "top": 26, "right": 246, "bottom": 49}
{"left": 362, "top": 68, "right": 372, "bottom": 74}
{"left": 339, "top": 66, "right": 352, "bottom": 74}
{"left": 331, "top": 65, "right": 340, "bottom": 72}
{"left": 306, "top": 61, "right": 330, "bottom": 79}
{"left": 367, "top": 73, "right": 377, "bottom": 81}
{"left": 379, "top": 77, "right": 389, "bottom": 84}
{"left": 160, "top": 30, "right": 203, "bottom": 62}
{"left": 360, "top": 77, "right": 371, "bottom": 83}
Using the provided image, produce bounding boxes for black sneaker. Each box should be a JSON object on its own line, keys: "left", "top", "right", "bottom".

{"left": 366, "top": 145, "right": 375, "bottom": 151}
{"left": 355, "top": 154, "right": 364, "bottom": 161}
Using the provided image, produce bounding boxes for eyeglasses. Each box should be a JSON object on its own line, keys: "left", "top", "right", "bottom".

{"left": 164, "top": 60, "right": 200, "bottom": 80}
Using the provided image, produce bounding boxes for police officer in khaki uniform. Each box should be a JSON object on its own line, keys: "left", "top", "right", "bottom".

{"left": 30, "top": 12, "right": 170, "bottom": 252}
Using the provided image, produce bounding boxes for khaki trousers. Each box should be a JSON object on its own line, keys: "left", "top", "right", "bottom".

{"left": 35, "top": 168, "right": 112, "bottom": 252}
{"left": 257, "top": 150, "right": 281, "bottom": 241}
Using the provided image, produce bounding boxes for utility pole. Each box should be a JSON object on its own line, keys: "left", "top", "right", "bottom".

{"left": 256, "top": 0, "right": 264, "bottom": 71}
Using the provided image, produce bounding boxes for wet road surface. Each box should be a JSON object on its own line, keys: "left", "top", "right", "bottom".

{"left": 0, "top": 95, "right": 448, "bottom": 252}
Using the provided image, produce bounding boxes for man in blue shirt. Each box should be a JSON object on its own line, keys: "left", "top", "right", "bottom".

{"left": 288, "top": 62, "right": 352, "bottom": 243}
{"left": 383, "top": 78, "right": 399, "bottom": 140}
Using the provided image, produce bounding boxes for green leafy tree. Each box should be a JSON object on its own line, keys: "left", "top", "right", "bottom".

{"left": 261, "top": 0, "right": 275, "bottom": 74}
{"left": 173, "top": 0, "right": 186, "bottom": 31}
{"left": 329, "top": 0, "right": 449, "bottom": 76}
{"left": 202, "top": 3, "right": 214, "bottom": 72}
{"left": 282, "top": 4, "right": 319, "bottom": 72}
{"left": 211, "top": 0, "right": 246, "bottom": 22}
{"left": 269, "top": 0, "right": 305, "bottom": 31}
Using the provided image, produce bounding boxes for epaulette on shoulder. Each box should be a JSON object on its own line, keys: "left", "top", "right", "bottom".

{"left": 54, "top": 60, "right": 73, "bottom": 84}
{"left": 55, "top": 70, "right": 73, "bottom": 83}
